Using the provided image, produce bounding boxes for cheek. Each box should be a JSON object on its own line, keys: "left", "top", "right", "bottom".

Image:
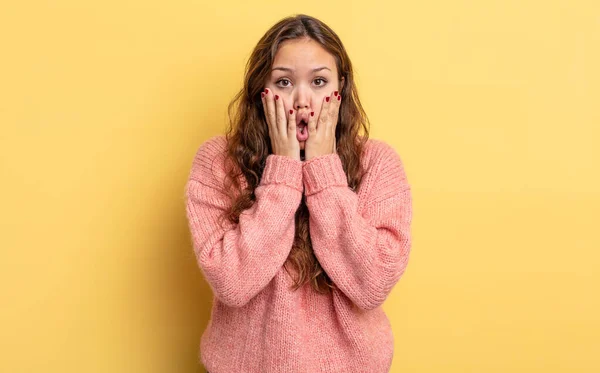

{"left": 315, "top": 100, "right": 323, "bottom": 113}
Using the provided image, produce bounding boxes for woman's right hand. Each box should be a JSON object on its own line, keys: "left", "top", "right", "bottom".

{"left": 261, "top": 88, "right": 300, "bottom": 161}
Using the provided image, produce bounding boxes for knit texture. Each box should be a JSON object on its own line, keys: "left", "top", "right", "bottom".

{"left": 184, "top": 135, "right": 412, "bottom": 373}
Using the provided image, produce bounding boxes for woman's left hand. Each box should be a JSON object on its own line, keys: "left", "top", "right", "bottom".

{"left": 304, "top": 90, "right": 341, "bottom": 161}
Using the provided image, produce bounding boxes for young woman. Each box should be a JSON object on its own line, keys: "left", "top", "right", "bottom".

{"left": 185, "top": 14, "right": 413, "bottom": 373}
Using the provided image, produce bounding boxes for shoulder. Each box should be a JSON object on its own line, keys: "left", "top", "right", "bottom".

{"left": 188, "top": 135, "right": 229, "bottom": 188}
{"left": 193, "top": 134, "right": 228, "bottom": 163}
{"left": 361, "top": 137, "right": 406, "bottom": 173}
{"left": 359, "top": 137, "right": 410, "bottom": 196}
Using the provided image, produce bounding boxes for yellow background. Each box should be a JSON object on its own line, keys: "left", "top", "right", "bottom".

{"left": 1, "top": 1, "right": 598, "bottom": 372}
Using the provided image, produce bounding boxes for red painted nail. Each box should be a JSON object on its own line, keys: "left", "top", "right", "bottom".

{"left": 326, "top": 97, "right": 330, "bottom": 102}
{"left": 289, "top": 109, "right": 293, "bottom": 114}
{"left": 265, "top": 88, "right": 269, "bottom": 93}
{"left": 261, "top": 92, "right": 265, "bottom": 98}
{"left": 334, "top": 91, "right": 338, "bottom": 96}
{"left": 310, "top": 112, "right": 314, "bottom": 117}
{"left": 275, "top": 95, "right": 279, "bottom": 100}
{"left": 338, "top": 95, "right": 341, "bottom": 101}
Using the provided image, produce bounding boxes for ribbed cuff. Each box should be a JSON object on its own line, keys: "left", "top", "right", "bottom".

{"left": 259, "top": 154, "right": 304, "bottom": 192}
{"left": 302, "top": 153, "right": 348, "bottom": 196}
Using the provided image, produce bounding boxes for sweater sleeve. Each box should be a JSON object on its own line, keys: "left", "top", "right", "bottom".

{"left": 302, "top": 143, "right": 412, "bottom": 311}
{"left": 184, "top": 138, "right": 303, "bottom": 307}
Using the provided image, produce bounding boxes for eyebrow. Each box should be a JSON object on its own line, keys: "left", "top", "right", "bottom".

{"left": 271, "top": 66, "right": 331, "bottom": 73}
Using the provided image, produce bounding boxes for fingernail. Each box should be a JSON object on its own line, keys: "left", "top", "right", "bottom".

{"left": 334, "top": 91, "right": 338, "bottom": 96}
{"left": 289, "top": 109, "right": 293, "bottom": 114}
{"left": 265, "top": 88, "right": 269, "bottom": 93}
{"left": 310, "top": 112, "right": 314, "bottom": 116}
{"left": 326, "top": 97, "right": 330, "bottom": 102}
{"left": 275, "top": 95, "right": 279, "bottom": 100}
{"left": 338, "top": 95, "right": 341, "bottom": 101}
{"left": 261, "top": 92, "right": 265, "bottom": 98}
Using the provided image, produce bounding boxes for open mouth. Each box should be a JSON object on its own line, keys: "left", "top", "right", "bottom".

{"left": 298, "top": 120, "right": 307, "bottom": 131}
{"left": 296, "top": 119, "right": 309, "bottom": 143}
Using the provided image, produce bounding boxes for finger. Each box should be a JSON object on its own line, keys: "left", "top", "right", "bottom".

{"left": 263, "top": 88, "right": 277, "bottom": 135}
{"left": 333, "top": 90, "right": 342, "bottom": 113}
{"left": 274, "top": 94, "right": 287, "bottom": 135}
{"left": 331, "top": 90, "right": 342, "bottom": 134}
{"left": 317, "top": 91, "right": 334, "bottom": 132}
{"left": 288, "top": 108, "right": 296, "bottom": 136}
{"left": 261, "top": 90, "right": 271, "bottom": 135}
{"left": 307, "top": 109, "right": 317, "bottom": 135}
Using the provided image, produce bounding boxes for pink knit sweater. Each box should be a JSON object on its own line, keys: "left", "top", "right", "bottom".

{"left": 184, "top": 135, "right": 412, "bottom": 373}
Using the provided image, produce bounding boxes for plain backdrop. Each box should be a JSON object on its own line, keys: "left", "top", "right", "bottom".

{"left": 1, "top": 1, "right": 599, "bottom": 372}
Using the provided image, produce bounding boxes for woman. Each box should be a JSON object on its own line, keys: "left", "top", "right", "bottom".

{"left": 185, "top": 14, "right": 413, "bottom": 373}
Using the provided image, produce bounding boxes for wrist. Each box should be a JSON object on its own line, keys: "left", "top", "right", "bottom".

{"left": 302, "top": 152, "right": 348, "bottom": 195}
{"left": 261, "top": 154, "right": 304, "bottom": 192}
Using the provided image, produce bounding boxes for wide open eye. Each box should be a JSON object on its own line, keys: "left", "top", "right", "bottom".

{"left": 275, "top": 78, "right": 328, "bottom": 88}
{"left": 276, "top": 78, "right": 291, "bottom": 87}
{"left": 314, "top": 78, "right": 327, "bottom": 86}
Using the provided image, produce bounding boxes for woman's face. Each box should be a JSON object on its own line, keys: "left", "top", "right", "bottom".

{"left": 264, "top": 37, "right": 343, "bottom": 150}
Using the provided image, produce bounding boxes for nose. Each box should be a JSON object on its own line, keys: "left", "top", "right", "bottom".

{"left": 294, "top": 86, "right": 311, "bottom": 110}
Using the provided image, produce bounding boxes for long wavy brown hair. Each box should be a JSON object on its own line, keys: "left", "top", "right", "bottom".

{"left": 221, "top": 14, "right": 371, "bottom": 294}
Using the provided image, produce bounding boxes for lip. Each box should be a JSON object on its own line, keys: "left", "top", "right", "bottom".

{"left": 296, "top": 112, "right": 309, "bottom": 126}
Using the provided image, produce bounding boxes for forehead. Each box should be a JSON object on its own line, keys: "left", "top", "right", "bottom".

{"left": 272, "top": 38, "right": 337, "bottom": 74}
